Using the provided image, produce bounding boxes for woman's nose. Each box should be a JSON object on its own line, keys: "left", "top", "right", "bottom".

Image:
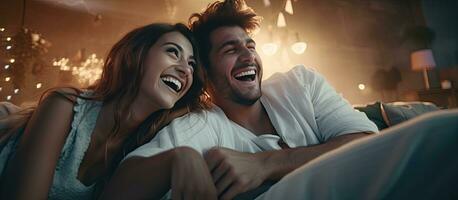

{"left": 175, "top": 63, "right": 193, "bottom": 77}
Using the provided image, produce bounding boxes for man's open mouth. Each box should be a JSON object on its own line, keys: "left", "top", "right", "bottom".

{"left": 161, "top": 75, "right": 183, "bottom": 93}
{"left": 234, "top": 69, "right": 256, "bottom": 82}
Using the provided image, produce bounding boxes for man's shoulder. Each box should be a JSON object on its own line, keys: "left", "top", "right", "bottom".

{"left": 262, "top": 65, "right": 325, "bottom": 97}
{"left": 264, "top": 65, "right": 321, "bottom": 86}
{"left": 159, "top": 105, "right": 230, "bottom": 135}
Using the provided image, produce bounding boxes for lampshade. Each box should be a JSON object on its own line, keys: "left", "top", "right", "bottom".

{"left": 411, "top": 49, "right": 436, "bottom": 71}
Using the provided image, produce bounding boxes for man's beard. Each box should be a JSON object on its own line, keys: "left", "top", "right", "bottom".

{"left": 230, "top": 88, "right": 261, "bottom": 105}
{"left": 209, "top": 81, "right": 261, "bottom": 106}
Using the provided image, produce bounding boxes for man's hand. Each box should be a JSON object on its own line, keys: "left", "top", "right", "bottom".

{"left": 171, "top": 147, "right": 217, "bottom": 200}
{"left": 204, "top": 147, "right": 269, "bottom": 200}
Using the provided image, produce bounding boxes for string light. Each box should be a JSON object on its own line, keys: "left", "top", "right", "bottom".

{"left": 5, "top": 77, "right": 11, "bottom": 82}
{"left": 36, "top": 83, "right": 42, "bottom": 89}
{"left": 4, "top": 65, "right": 10, "bottom": 69}
{"left": 6, "top": 37, "right": 11, "bottom": 41}
{"left": 358, "top": 84, "right": 366, "bottom": 90}
{"left": 72, "top": 54, "right": 103, "bottom": 86}
{"left": 0, "top": 28, "right": 5, "bottom": 32}
{"left": 14, "top": 89, "right": 19, "bottom": 94}
{"left": 53, "top": 57, "right": 71, "bottom": 71}
{"left": 6, "top": 45, "right": 12, "bottom": 50}
{"left": 54, "top": 54, "right": 104, "bottom": 86}
{"left": 0, "top": 87, "right": 2, "bottom": 92}
{"left": 6, "top": 95, "right": 12, "bottom": 100}
{"left": 9, "top": 59, "right": 15, "bottom": 63}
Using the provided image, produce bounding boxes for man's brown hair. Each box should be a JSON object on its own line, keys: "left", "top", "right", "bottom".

{"left": 189, "top": 0, "right": 262, "bottom": 70}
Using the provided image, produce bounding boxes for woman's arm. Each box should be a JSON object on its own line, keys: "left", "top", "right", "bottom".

{"left": 101, "top": 146, "right": 217, "bottom": 200}
{"left": 0, "top": 90, "right": 75, "bottom": 199}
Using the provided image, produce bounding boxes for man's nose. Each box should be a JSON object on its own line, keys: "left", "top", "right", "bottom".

{"left": 240, "top": 47, "right": 256, "bottom": 63}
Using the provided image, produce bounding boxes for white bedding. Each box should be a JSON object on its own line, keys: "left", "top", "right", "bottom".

{"left": 257, "top": 109, "right": 458, "bottom": 200}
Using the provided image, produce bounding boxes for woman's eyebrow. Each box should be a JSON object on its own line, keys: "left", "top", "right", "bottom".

{"left": 163, "top": 42, "right": 195, "bottom": 60}
{"left": 162, "top": 42, "right": 184, "bottom": 53}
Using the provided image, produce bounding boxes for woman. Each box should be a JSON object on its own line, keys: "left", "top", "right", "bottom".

{"left": 0, "top": 23, "right": 209, "bottom": 199}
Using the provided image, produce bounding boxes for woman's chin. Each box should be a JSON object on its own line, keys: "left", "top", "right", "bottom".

{"left": 159, "top": 101, "right": 176, "bottom": 110}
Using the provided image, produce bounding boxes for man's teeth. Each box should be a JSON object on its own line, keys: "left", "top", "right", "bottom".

{"left": 234, "top": 69, "right": 256, "bottom": 78}
{"left": 161, "top": 76, "right": 182, "bottom": 92}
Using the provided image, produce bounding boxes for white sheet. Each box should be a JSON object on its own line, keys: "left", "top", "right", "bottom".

{"left": 257, "top": 109, "right": 458, "bottom": 200}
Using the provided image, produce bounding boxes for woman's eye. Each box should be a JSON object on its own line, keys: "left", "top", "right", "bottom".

{"left": 188, "top": 62, "right": 196, "bottom": 72}
{"left": 167, "top": 47, "right": 179, "bottom": 57}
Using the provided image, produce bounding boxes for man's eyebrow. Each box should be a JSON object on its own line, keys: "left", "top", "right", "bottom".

{"left": 216, "top": 38, "right": 256, "bottom": 52}
{"left": 216, "top": 40, "right": 239, "bottom": 52}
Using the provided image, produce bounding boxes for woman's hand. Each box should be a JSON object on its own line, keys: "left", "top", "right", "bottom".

{"left": 171, "top": 147, "right": 217, "bottom": 200}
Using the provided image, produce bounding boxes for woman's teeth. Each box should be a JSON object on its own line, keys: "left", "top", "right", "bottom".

{"left": 161, "top": 76, "right": 182, "bottom": 92}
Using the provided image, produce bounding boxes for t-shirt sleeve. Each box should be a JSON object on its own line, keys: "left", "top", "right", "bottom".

{"left": 123, "top": 111, "right": 219, "bottom": 161}
{"left": 297, "top": 66, "right": 379, "bottom": 142}
{"left": 122, "top": 126, "right": 176, "bottom": 160}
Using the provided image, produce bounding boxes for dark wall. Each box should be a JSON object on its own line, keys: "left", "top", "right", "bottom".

{"left": 2, "top": 0, "right": 453, "bottom": 105}
{"left": 422, "top": 0, "right": 458, "bottom": 68}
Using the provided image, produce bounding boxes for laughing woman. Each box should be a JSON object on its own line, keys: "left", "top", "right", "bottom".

{"left": 0, "top": 23, "right": 209, "bottom": 199}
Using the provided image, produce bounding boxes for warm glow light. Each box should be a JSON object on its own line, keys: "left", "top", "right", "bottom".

{"left": 4, "top": 65, "right": 10, "bottom": 69}
{"left": 285, "top": 0, "right": 294, "bottom": 14}
{"left": 6, "top": 37, "right": 11, "bottom": 41}
{"left": 5, "top": 77, "right": 11, "bottom": 82}
{"left": 291, "top": 42, "right": 307, "bottom": 54}
{"left": 72, "top": 54, "right": 103, "bottom": 86}
{"left": 9, "top": 59, "right": 15, "bottom": 63}
{"left": 6, "top": 95, "right": 12, "bottom": 100}
{"left": 263, "top": 0, "right": 271, "bottom": 7}
{"left": 262, "top": 43, "right": 278, "bottom": 56}
{"left": 0, "top": 87, "right": 2, "bottom": 91}
{"left": 54, "top": 54, "right": 104, "bottom": 86}
{"left": 358, "top": 84, "right": 366, "bottom": 90}
{"left": 0, "top": 28, "right": 5, "bottom": 32}
{"left": 277, "top": 12, "right": 286, "bottom": 27}
{"left": 36, "top": 83, "right": 42, "bottom": 89}
{"left": 6, "top": 45, "right": 12, "bottom": 50}
{"left": 53, "top": 57, "right": 71, "bottom": 71}
{"left": 14, "top": 89, "right": 19, "bottom": 94}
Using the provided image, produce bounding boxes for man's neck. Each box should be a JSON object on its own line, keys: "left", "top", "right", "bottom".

{"left": 216, "top": 99, "right": 276, "bottom": 135}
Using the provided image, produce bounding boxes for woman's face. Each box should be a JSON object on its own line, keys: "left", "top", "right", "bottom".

{"left": 139, "top": 31, "right": 196, "bottom": 109}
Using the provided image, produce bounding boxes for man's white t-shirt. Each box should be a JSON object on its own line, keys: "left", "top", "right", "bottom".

{"left": 125, "top": 65, "right": 378, "bottom": 159}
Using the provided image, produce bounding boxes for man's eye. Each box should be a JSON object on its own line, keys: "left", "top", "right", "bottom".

{"left": 225, "top": 49, "right": 236, "bottom": 54}
{"left": 167, "top": 47, "right": 179, "bottom": 57}
{"left": 248, "top": 45, "right": 256, "bottom": 50}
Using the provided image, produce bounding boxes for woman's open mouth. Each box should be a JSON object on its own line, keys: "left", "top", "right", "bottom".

{"left": 161, "top": 75, "right": 183, "bottom": 93}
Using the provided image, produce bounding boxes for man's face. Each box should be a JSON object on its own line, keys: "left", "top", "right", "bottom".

{"left": 207, "top": 26, "right": 263, "bottom": 105}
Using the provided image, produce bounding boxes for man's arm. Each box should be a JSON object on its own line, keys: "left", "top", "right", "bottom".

{"left": 261, "top": 132, "right": 371, "bottom": 180}
{"left": 205, "top": 132, "right": 372, "bottom": 200}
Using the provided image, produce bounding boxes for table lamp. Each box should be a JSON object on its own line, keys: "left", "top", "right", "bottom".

{"left": 411, "top": 49, "right": 436, "bottom": 89}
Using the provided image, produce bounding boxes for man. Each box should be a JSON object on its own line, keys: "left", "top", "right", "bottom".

{"left": 105, "top": 0, "right": 377, "bottom": 199}
{"left": 182, "top": 0, "right": 378, "bottom": 198}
